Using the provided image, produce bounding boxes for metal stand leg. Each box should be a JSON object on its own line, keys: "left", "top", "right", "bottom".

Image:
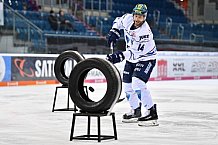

{"left": 70, "top": 114, "right": 76, "bottom": 141}
{"left": 70, "top": 112, "right": 118, "bottom": 142}
{"left": 52, "top": 85, "right": 77, "bottom": 112}
{"left": 112, "top": 113, "right": 118, "bottom": 140}
{"left": 97, "top": 116, "right": 101, "bottom": 142}
{"left": 52, "top": 87, "right": 58, "bottom": 112}
{"left": 87, "top": 116, "right": 91, "bottom": 137}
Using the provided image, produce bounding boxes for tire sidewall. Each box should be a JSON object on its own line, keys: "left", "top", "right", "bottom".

{"left": 69, "top": 58, "right": 122, "bottom": 113}
{"left": 54, "top": 50, "right": 85, "bottom": 86}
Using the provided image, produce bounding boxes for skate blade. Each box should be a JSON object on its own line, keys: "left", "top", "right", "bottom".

{"left": 122, "top": 118, "right": 138, "bottom": 123}
{"left": 138, "top": 120, "right": 159, "bottom": 127}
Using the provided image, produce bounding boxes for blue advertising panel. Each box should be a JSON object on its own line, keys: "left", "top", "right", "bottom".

{"left": 0, "top": 56, "right": 11, "bottom": 82}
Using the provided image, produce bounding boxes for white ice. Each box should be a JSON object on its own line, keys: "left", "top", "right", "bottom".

{"left": 0, "top": 79, "right": 218, "bottom": 145}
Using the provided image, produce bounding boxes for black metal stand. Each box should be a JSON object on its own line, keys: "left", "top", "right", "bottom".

{"left": 70, "top": 112, "right": 117, "bottom": 142}
{"left": 52, "top": 85, "right": 77, "bottom": 112}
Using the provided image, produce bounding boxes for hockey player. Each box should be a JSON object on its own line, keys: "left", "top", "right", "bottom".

{"left": 106, "top": 4, "right": 158, "bottom": 126}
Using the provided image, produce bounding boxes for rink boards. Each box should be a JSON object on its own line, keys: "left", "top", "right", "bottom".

{"left": 0, "top": 52, "right": 218, "bottom": 86}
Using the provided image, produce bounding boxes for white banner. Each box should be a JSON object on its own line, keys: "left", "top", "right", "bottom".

{"left": 84, "top": 52, "right": 218, "bottom": 81}
{"left": 0, "top": 0, "right": 4, "bottom": 26}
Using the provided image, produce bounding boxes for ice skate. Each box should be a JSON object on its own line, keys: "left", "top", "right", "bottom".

{"left": 122, "top": 106, "right": 141, "bottom": 123}
{"left": 138, "top": 104, "right": 159, "bottom": 126}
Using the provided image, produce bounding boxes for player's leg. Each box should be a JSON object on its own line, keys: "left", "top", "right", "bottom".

{"left": 132, "top": 60, "right": 159, "bottom": 126}
{"left": 122, "top": 83, "right": 141, "bottom": 123}
{"left": 122, "top": 61, "right": 141, "bottom": 123}
{"left": 132, "top": 77, "right": 158, "bottom": 126}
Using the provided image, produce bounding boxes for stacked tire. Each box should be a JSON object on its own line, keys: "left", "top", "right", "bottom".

{"left": 54, "top": 50, "right": 85, "bottom": 86}
{"left": 54, "top": 51, "right": 122, "bottom": 113}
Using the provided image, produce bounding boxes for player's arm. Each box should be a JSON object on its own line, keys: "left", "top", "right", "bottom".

{"left": 107, "top": 14, "right": 127, "bottom": 47}
{"left": 111, "top": 14, "right": 126, "bottom": 30}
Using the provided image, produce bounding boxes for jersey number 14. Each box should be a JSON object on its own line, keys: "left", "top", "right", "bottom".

{"left": 138, "top": 44, "right": 145, "bottom": 51}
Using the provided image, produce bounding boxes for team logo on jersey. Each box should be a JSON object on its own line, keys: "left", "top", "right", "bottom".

{"left": 139, "top": 35, "right": 149, "bottom": 40}
{"left": 130, "top": 31, "right": 136, "bottom": 37}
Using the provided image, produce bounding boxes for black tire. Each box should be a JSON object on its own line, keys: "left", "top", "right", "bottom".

{"left": 54, "top": 50, "right": 85, "bottom": 86}
{"left": 69, "top": 58, "right": 122, "bottom": 113}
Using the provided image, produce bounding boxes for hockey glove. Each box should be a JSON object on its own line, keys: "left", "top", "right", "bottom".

{"left": 106, "top": 51, "right": 125, "bottom": 64}
{"left": 107, "top": 28, "right": 121, "bottom": 47}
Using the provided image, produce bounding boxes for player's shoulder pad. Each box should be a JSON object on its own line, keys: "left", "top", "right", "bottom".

{"left": 121, "top": 13, "right": 133, "bottom": 25}
{"left": 121, "top": 13, "right": 132, "bottom": 20}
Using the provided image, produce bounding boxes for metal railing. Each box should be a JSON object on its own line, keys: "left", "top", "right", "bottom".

{"left": 166, "top": 17, "right": 172, "bottom": 35}
{"left": 177, "top": 24, "right": 184, "bottom": 40}
{"left": 153, "top": 10, "right": 160, "bottom": 27}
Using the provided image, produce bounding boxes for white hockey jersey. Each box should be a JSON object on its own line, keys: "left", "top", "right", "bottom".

{"left": 112, "top": 13, "right": 157, "bottom": 63}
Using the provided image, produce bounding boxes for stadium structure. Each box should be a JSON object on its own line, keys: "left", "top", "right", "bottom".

{"left": 0, "top": 0, "right": 218, "bottom": 54}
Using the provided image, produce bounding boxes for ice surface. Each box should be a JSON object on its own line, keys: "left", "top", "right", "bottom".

{"left": 0, "top": 79, "right": 218, "bottom": 145}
